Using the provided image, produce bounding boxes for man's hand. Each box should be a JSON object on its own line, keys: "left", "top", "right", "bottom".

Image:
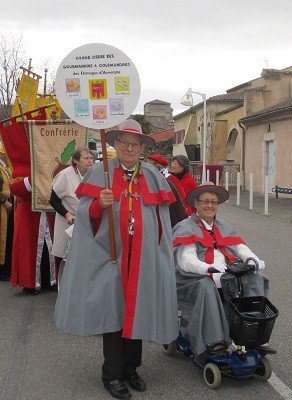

{"left": 99, "top": 189, "right": 114, "bottom": 208}
{"left": 4, "top": 200, "right": 12, "bottom": 212}
{"left": 65, "top": 212, "right": 75, "bottom": 225}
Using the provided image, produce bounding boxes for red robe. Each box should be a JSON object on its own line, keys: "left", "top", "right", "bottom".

{"left": 0, "top": 108, "right": 56, "bottom": 289}
{"left": 172, "top": 172, "right": 197, "bottom": 214}
{"left": 10, "top": 178, "right": 56, "bottom": 288}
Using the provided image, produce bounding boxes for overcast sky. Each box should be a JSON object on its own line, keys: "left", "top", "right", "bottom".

{"left": 1, "top": 0, "right": 292, "bottom": 116}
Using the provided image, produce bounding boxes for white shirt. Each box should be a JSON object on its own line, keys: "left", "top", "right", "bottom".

{"left": 175, "top": 217, "right": 259, "bottom": 280}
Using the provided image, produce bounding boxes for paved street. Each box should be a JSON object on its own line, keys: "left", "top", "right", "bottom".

{"left": 0, "top": 196, "right": 291, "bottom": 400}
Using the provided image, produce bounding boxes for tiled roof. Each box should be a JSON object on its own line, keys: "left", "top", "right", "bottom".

{"left": 174, "top": 92, "right": 243, "bottom": 119}
{"left": 149, "top": 129, "right": 175, "bottom": 142}
{"left": 216, "top": 103, "right": 243, "bottom": 116}
{"left": 227, "top": 80, "right": 253, "bottom": 93}
{"left": 209, "top": 92, "right": 244, "bottom": 102}
{"left": 239, "top": 100, "right": 292, "bottom": 122}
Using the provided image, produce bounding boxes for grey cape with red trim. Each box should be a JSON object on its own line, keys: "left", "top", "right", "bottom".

{"left": 172, "top": 215, "right": 268, "bottom": 357}
{"left": 54, "top": 159, "right": 179, "bottom": 344}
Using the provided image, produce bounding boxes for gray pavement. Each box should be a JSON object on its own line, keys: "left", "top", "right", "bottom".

{"left": 0, "top": 194, "right": 292, "bottom": 400}
{"left": 227, "top": 188, "right": 292, "bottom": 223}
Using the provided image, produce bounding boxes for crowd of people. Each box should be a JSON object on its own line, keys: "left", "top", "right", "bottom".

{"left": 0, "top": 119, "right": 270, "bottom": 399}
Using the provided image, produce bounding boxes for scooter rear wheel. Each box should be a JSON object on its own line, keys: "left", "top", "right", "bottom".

{"left": 203, "top": 363, "right": 221, "bottom": 389}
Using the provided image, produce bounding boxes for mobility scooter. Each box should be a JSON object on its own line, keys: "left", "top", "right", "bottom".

{"left": 163, "top": 258, "right": 279, "bottom": 389}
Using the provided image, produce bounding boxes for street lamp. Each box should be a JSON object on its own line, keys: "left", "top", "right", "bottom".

{"left": 181, "top": 88, "right": 207, "bottom": 183}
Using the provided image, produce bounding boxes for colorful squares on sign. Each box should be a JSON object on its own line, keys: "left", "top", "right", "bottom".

{"left": 92, "top": 105, "right": 107, "bottom": 120}
{"left": 109, "top": 98, "right": 125, "bottom": 115}
{"left": 89, "top": 79, "right": 108, "bottom": 99}
{"left": 114, "top": 76, "right": 130, "bottom": 93}
{"left": 65, "top": 79, "right": 81, "bottom": 97}
{"left": 74, "top": 99, "right": 90, "bottom": 117}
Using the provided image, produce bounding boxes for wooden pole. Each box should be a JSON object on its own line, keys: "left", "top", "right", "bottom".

{"left": 20, "top": 65, "right": 42, "bottom": 79}
{"left": 44, "top": 68, "right": 48, "bottom": 96}
{"left": 100, "top": 129, "right": 117, "bottom": 263}
{"left": 16, "top": 96, "right": 29, "bottom": 139}
{"left": 1, "top": 103, "right": 56, "bottom": 124}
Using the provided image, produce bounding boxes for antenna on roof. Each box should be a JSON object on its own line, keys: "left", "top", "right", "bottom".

{"left": 257, "top": 59, "right": 269, "bottom": 68}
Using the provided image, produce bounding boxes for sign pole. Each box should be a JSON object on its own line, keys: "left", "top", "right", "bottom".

{"left": 100, "top": 129, "right": 116, "bottom": 262}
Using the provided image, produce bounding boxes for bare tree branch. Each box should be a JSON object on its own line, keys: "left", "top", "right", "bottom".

{"left": 0, "top": 33, "right": 26, "bottom": 119}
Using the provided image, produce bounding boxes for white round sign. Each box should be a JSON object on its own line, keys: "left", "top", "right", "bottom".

{"left": 55, "top": 43, "right": 141, "bottom": 129}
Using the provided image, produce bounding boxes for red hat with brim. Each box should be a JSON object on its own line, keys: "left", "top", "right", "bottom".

{"left": 147, "top": 154, "right": 168, "bottom": 167}
{"left": 106, "top": 119, "right": 155, "bottom": 148}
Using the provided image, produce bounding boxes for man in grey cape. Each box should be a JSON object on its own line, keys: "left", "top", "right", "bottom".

{"left": 172, "top": 182, "right": 270, "bottom": 363}
{"left": 54, "top": 119, "right": 178, "bottom": 400}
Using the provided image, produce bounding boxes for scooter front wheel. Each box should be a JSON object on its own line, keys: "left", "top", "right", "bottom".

{"left": 255, "top": 357, "right": 272, "bottom": 380}
{"left": 203, "top": 362, "right": 221, "bottom": 389}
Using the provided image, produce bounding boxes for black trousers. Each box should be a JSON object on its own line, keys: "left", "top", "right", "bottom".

{"left": 0, "top": 204, "right": 14, "bottom": 276}
{"left": 102, "top": 330, "right": 142, "bottom": 383}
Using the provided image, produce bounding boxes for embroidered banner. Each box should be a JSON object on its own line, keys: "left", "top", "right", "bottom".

{"left": 11, "top": 73, "right": 39, "bottom": 116}
{"left": 29, "top": 122, "right": 89, "bottom": 211}
{"left": 34, "top": 95, "right": 63, "bottom": 120}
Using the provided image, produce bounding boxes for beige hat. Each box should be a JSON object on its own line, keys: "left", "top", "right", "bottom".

{"left": 186, "top": 181, "right": 229, "bottom": 206}
{"left": 106, "top": 119, "right": 155, "bottom": 147}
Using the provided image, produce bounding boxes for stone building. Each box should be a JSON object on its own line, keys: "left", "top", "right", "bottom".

{"left": 144, "top": 99, "right": 174, "bottom": 133}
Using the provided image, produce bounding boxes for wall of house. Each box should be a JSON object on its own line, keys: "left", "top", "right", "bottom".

{"left": 184, "top": 115, "right": 198, "bottom": 145}
{"left": 209, "top": 120, "right": 227, "bottom": 163}
{"left": 173, "top": 113, "right": 197, "bottom": 156}
{"left": 244, "top": 119, "right": 292, "bottom": 193}
{"left": 263, "top": 74, "right": 292, "bottom": 107}
{"left": 217, "top": 106, "right": 244, "bottom": 165}
{"left": 245, "top": 73, "right": 292, "bottom": 115}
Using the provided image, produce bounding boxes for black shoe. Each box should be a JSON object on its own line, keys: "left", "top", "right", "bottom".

{"left": 210, "top": 341, "right": 228, "bottom": 354}
{"left": 126, "top": 373, "right": 146, "bottom": 392}
{"left": 43, "top": 284, "right": 58, "bottom": 292}
{"left": 104, "top": 380, "right": 131, "bottom": 399}
{"left": 0, "top": 273, "right": 11, "bottom": 281}
{"left": 23, "top": 288, "right": 39, "bottom": 295}
{"left": 248, "top": 344, "right": 277, "bottom": 354}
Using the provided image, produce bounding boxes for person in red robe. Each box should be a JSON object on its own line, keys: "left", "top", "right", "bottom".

{"left": 0, "top": 110, "right": 57, "bottom": 295}
{"left": 171, "top": 154, "right": 198, "bottom": 213}
{"left": 10, "top": 173, "right": 56, "bottom": 294}
{"left": 146, "top": 154, "right": 191, "bottom": 222}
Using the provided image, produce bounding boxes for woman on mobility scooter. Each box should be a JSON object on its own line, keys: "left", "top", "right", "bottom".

{"left": 172, "top": 182, "right": 274, "bottom": 364}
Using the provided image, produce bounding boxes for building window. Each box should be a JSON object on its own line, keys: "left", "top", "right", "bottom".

{"left": 174, "top": 129, "right": 185, "bottom": 144}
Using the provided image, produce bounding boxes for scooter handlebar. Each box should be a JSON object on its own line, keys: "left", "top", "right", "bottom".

{"left": 208, "top": 258, "right": 259, "bottom": 276}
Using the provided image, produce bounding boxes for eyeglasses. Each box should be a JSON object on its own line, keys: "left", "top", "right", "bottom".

{"left": 197, "top": 199, "right": 219, "bottom": 206}
{"left": 116, "top": 139, "right": 142, "bottom": 149}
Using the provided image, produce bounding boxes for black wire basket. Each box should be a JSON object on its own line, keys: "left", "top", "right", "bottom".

{"left": 229, "top": 296, "right": 279, "bottom": 347}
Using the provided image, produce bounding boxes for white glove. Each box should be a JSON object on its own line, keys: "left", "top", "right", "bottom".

{"left": 210, "top": 263, "right": 227, "bottom": 273}
{"left": 258, "top": 260, "right": 265, "bottom": 270}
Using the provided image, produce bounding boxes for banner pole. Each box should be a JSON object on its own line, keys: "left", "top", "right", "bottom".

{"left": 100, "top": 128, "right": 117, "bottom": 263}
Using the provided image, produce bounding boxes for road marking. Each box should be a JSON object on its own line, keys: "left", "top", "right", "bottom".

{"left": 270, "top": 372, "right": 292, "bottom": 400}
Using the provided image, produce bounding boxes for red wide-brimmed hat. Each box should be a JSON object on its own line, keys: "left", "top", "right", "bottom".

{"left": 186, "top": 181, "right": 229, "bottom": 206}
{"left": 147, "top": 154, "right": 168, "bottom": 167}
{"left": 106, "top": 119, "right": 155, "bottom": 147}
